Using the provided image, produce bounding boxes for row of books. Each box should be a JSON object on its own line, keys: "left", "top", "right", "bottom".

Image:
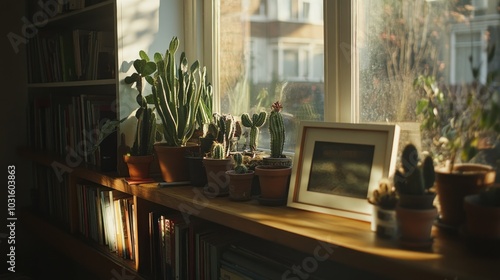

{"left": 29, "top": 94, "right": 117, "bottom": 171}
{"left": 76, "top": 184, "right": 136, "bottom": 260}
{"left": 27, "top": 29, "right": 114, "bottom": 83}
{"left": 148, "top": 214, "right": 371, "bottom": 280}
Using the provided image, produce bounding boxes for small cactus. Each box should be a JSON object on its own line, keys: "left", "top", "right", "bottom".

{"left": 233, "top": 153, "right": 248, "bottom": 174}
{"left": 369, "top": 179, "right": 398, "bottom": 209}
{"left": 211, "top": 142, "right": 225, "bottom": 160}
{"left": 394, "top": 144, "right": 435, "bottom": 195}
{"left": 269, "top": 101, "right": 285, "bottom": 158}
{"left": 241, "top": 112, "right": 267, "bottom": 152}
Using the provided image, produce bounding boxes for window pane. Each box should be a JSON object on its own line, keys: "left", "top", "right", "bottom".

{"left": 355, "top": 0, "right": 500, "bottom": 150}
{"left": 219, "top": 0, "right": 324, "bottom": 153}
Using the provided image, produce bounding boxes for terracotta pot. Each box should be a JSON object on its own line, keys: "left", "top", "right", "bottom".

{"left": 464, "top": 194, "right": 500, "bottom": 239}
{"left": 154, "top": 144, "right": 200, "bottom": 183}
{"left": 435, "top": 164, "right": 496, "bottom": 229}
{"left": 203, "top": 158, "right": 233, "bottom": 197}
{"left": 396, "top": 206, "right": 437, "bottom": 249}
{"left": 226, "top": 170, "right": 254, "bottom": 201}
{"left": 123, "top": 154, "right": 154, "bottom": 180}
{"left": 255, "top": 165, "right": 292, "bottom": 201}
{"left": 463, "top": 193, "right": 500, "bottom": 257}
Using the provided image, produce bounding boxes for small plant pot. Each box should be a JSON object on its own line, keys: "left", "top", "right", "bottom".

{"left": 203, "top": 158, "right": 233, "bottom": 197}
{"left": 396, "top": 206, "right": 437, "bottom": 249}
{"left": 371, "top": 205, "right": 397, "bottom": 239}
{"left": 255, "top": 165, "right": 292, "bottom": 205}
{"left": 463, "top": 193, "right": 500, "bottom": 257}
{"left": 435, "top": 164, "right": 496, "bottom": 230}
{"left": 123, "top": 154, "right": 154, "bottom": 180}
{"left": 226, "top": 170, "right": 254, "bottom": 201}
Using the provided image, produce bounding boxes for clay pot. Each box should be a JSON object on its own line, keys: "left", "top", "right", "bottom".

{"left": 226, "top": 170, "right": 254, "bottom": 201}
{"left": 463, "top": 193, "right": 500, "bottom": 257}
{"left": 464, "top": 194, "right": 500, "bottom": 239}
{"left": 255, "top": 165, "right": 292, "bottom": 203}
{"left": 154, "top": 144, "right": 200, "bottom": 183}
{"left": 435, "top": 164, "right": 496, "bottom": 229}
{"left": 123, "top": 154, "right": 154, "bottom": 180}
{"left": 203, "top": 158, "right": 233, "bottom": 197}
{"left": 396, "top": 206, "right": 438, "bottom": 249}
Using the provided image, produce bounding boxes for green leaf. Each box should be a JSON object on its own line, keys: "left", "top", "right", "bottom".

{"left": 139, "top": 50, "right": 150, "bottom": 61}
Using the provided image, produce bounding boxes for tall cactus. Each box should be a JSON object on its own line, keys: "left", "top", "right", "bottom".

{"left": 269, "top": 101, "right": 285, "bottom": 158}
{"left": 124, "top": 54, "right": 157, "bottom": 156}
{"left": 211, "top": 142, "right": 225, "bottom": 160}
{"left": 233, "top": 152, "right": 248, "bottom": 174}
{"left": 241, "top": 112, "right": 267, "bottom": 152}
{"left": 141, "top": 37, "right": 211, "bottom": 147}
{"left": 394, "top": 144, "right": 435, "bottom": 195}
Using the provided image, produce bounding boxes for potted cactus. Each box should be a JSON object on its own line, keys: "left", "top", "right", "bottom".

{"left": 368, "top": 179, "right": 398, "bottom": 239}
{"left": 132, "top": 36, "right": 212, "bottom": 183}
{"left": 463, "top": 186, "right": 500, "bottom": 256}
{"left": 226, "top": 152, "right": 254, "bottom": 201}
{"left": 255, "top": 101, "right": 292, "bottom": 205}
{"left": 262, "top": 101, "right": 292, "bottom": 167}
{"left": 123, "top": 56, "right": 157, "bottom": 180}
{"left": 203, "top": 142, "right": 233, "bottom": 197}
{"left": 394, "top": 144, "right": 438, "bottom": 249}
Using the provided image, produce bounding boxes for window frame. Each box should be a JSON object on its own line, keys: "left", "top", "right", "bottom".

{"left": 187, "top": 0, "right": 354, "bottom": 122}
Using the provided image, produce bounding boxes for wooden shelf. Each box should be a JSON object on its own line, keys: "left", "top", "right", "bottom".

{"left": 19, "top": 148, "right": 497, "bottom": 280}
{"left": 27, "top": 79, "right": 116, "bottom": 88}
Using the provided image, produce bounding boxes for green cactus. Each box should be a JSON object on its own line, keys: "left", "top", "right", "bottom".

{"left": 124, "top": 54, "right": 157, "bottom": 156}
{"left": 208, "top": 113, "right": 235, "bottom": 157}
{"left": 211, "top": 142, "right": 225, "bottom": 160}
{"left": 138, "top": 37, "right": 211, "bottom": 147}
{"left": 269, "top": 101, "right": 285, "bottom": 158}
{"left": 241, "top": 112, "right": 267, "bottom": 152}
{"left": 233, "top": 152, "right": 248, "bottom": 174}
{"left": 394, "top": 144, "right": 435, "bottom": 195}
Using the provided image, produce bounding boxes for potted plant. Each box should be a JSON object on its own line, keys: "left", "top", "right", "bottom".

{"left": 255, "top": 101, "right": 292, "bottom": 206}
{"left": 368, "top": 179, "right": 398, "bottom": 239}
{"left": 463, "top": 186, "right": 500, "bottom": 256}
{"left": 203, "top": 142, "right": 233, "bottom": 197}
{"left": 415, "top": 72, "right": 499, "bottom": 230}
{"left": 137, "top": 36, "right": 211, "bottom": 183}
{"left": 226, "top": 152, "right": 254, "bottom": 201}
{"left": 394, "top": 144, "right": 438, "bottom": 249}
{"left": 123, "top": 56, "right": 157, "bottom": 180}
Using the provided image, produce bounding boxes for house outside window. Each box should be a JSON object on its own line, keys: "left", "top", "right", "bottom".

{"left": 201, "top": 0, "right": 500, "bottom": 155}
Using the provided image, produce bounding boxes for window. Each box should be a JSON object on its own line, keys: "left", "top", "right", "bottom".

{"left": 195, "top": 0, "right": 500, "bottom": 154}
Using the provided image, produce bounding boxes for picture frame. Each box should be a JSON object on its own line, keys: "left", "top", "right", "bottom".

{"left": 287, "top": 121, "right": 400, "bottom": 222}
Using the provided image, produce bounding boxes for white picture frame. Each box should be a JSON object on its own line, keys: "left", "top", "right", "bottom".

{"left": 287, "top": 122, "right": 400, "bottom": 222}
